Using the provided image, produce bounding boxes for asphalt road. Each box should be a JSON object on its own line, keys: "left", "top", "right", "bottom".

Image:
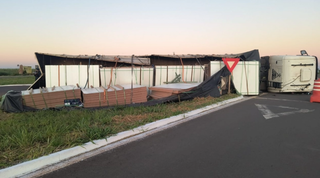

{"left": 0, "top": 86, "right": 29, "bottom": 96}
{"left": 41, "top": 93, "right": 320, "bottom": 178}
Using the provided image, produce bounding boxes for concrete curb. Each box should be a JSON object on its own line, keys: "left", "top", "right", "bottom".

{"left": 0, "top": 84, "right": 31, "bottom": 87}
{"left": 0, "top": 95, "right": 245, "bottom": 178}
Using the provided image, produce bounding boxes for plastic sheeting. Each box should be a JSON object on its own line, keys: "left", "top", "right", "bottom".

{"left": 100, "top": 67, "right": 154, "bottom": 88}
{"left": 155, "top": 65, "right": 204, "bottom": 86}
{"left": 210, "top": 61, "right": 259, "bottom": 95}
{"left": 45, "top": 65, "right": 100, "bottom": 88}
{"left": 0, "top": 91, "right": 24, "bottom": 113}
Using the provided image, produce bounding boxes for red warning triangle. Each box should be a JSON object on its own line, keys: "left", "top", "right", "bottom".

{"left": 222, "top": 58, "right": 240, "bottom": 73}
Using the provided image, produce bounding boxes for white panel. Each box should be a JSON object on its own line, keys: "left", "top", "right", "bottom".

{"left": 210, "top": 61, "right": 259, "bottom": 96}
{"left": 192, "top": 66, "right": 205, "bottom": 82}
{"left": 155, "top": 65, "right": 204, "bottom": 86}
{"left": 46, "top": 65, "right": 100, "bottom": 88}
{"left": 100, "top": 68, "right": 112, "bottom": 87}
{"left": 155, "top": 66, "right": 169, "bottom": 86}
{"left": 66, "top": 66, "right": 79, "bottom": 87}
{"left": 45, "top": 65, "right": 59, "bottom": 87}
{"left": 141, "top": 67, "right": 153, "bottom": 88}
{"left": 210, "top": 61, "right": 225, "bottom": 76}
{"left": 232, "top": 61, "right": 259, "bottom": 95}
{"left": 60, "top": 65, "right": 67, "bottom": 86}
{"left": 88, "top": 65, "right": 100, "bottom": 87}
{"left": 100, "top": 67, "right": 154, "bottom": 88}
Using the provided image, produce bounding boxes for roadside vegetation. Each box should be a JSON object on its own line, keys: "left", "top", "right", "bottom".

{"left": 0, "top": 76, "right": 35, "bottom": 85}
{"left": 0, "top": 69, "right": 20, "bottom": 76}
{"left": 0, "top": 68, "right": 35, "bottom": 85}
{"left": 0, "top": 93, "right": 239, "bottom": 168}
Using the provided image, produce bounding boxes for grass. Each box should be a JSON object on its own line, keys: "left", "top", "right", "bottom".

{"left": 0, "top": 68, "right": 35, "bottom": 85}
{"left": 0, "top": 76, "right": 35, "bottom": 85}
{"left": 0, "top": 93, "right": 239, "bottom": 169}
{"left": 0, "top": 69, "right": 20, "bottom": 76}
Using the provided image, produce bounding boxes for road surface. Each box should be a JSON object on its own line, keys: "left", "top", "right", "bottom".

{"left": 41, "top": 93, "right": 320, "bottom": 178}
{"left": 0, "top": 85, "right": 29, "bottom": 96}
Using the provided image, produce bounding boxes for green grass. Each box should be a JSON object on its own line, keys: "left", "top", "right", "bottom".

{"left": 0, "top": 69, "right": 23, "bottom": 76}
{"left": 0, "top": 76, "right": 35, "bottom": 85}
{"left": 0, "top": 93, "right": 239, "bottom": 168}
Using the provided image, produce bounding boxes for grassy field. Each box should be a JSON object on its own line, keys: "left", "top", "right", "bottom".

{"left": 0, "top": 69, "right": 20, "bottom": 76}
{"left": 0, "top": 69, "right": 35, "bottom": 85}
{"left": 0, "top": 76, "right": 35, "bottom": 85}
{"left": 0, "top": 93, "right": 239, "bottom": 168}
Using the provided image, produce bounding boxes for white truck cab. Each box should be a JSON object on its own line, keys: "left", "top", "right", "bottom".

{"left": 268, "top": 54, "right": 318, "bottom": 93}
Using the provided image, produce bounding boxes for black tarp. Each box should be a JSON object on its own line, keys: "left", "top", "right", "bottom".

{"left": 237, "top": 49, "right": 260, "bottom": 61}
{"left": 0, "top": 91, "right": 24, "bottom": 113}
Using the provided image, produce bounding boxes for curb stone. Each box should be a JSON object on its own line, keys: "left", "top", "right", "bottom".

{"left": 0, "top": 84, "right": 31, "bottom": 87}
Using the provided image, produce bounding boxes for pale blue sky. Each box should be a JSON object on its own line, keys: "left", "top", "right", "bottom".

{"left": 1, "top": 0, "right": 319, "bottom": 68}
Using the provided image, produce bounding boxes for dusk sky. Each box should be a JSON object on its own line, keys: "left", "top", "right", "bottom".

{"left": 1, "top": 0, "right": 319, "bottom": 68}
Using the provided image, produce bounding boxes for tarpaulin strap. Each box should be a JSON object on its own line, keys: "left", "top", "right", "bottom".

{"left": 110, "top": 86, "right": 118, "bottom": 106}
{"left": 166, "top": 66, "right": 168, "bottom": 83}
{"left": 191, "top": 66, "right": 193, "bottom": 81}
{"left": 122, "top": 87, "right": 126, "bottom": 105}
{"left": 40, "top": 88, "right": 48, "bottom": 108}
{"left": 104, "top": 88, "right": 109, "bottom": 106}
{"left": 134, "top": 68, "right": 138, "bottom": 84}
{"left": 107, "top": 57, "right": 119, "bottom": 89}
{"left": 61, "top": 87, "right": 68, "bottom": 100}
{"left": 95, "top": 88, "right": 101, "bottom": 107}
{"left": 91, "top": 66, "right": 94, "bottom": 87}
{"left": 72, "top": 87, "right": 76, "bottom": 99}
{"left": 180, "top": 58, "right": 186, "bottom": 83}
{"left": 65, "top": 66, "right": 67, "bottom": 86}
{"left": 29, "top": 92, "right": 37, "bottom": 109}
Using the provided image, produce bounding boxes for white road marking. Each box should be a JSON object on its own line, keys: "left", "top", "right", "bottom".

{"left": 255, "top": 104, "right": 314, "bottom": 120}
{"left": 254, "top": 97, "right": 310, "bottom": 103}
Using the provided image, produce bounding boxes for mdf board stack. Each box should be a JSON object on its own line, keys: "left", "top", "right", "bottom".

{"left": 21, "top": 85, "right": 81, "bottom": 109}
{"left": 210, "top": 61, "right": 259, "bottom": 95}
{"left": 155, "top": 65, "right": 204, "bottom": 86}
{"left": 149, "top": 83, "right": 200, "bottom": 100}
{"left": 45, "top": 65, "right": 100, "bottom": 88}
{"left": 100, "top": 67, "right": 154, "bottom": 88}
{"left": 81, "top": 84, "right": 148, "bottom": 108}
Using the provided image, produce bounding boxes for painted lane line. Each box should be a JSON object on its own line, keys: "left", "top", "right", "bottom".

{"left": 255, "top": 104, "right": 279, "bottom": 119}
{"left": 255, "top": 104, "right": 314, "bottom": 120}
{"left": 253, "top": 97, "right": 310, "bottom": 103}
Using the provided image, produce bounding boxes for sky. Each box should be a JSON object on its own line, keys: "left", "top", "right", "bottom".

{"left": 1, "top": 0, "right": 320, "bottom": 68}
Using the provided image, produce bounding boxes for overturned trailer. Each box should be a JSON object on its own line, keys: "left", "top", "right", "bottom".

{"left": 0, "top": 50, "right": 261, "bottom": 112}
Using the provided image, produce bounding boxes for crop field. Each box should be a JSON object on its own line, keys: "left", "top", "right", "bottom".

{"left": 0, "top": 93, "right": 239, "bottom": 168}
